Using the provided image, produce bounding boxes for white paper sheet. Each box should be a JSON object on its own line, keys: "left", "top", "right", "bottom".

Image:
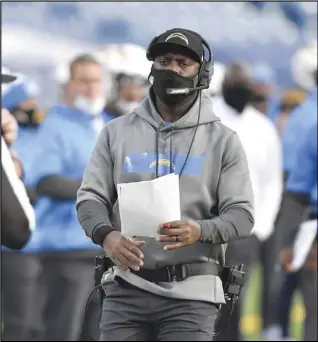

{"left": 291, "top": 219, "right": 317, "bottom": 271}
{"left": 117, "top": 174, "right": 181, "bottom": 237}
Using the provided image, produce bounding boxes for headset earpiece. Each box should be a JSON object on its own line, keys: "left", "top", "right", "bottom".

{"left": 178, "top": 29, "right": 214, "bottom": 87}
{"left": 198, "top": 37, "right": 214, "bottom": 87}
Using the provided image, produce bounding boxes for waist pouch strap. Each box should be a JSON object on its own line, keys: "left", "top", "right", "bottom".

{"left": 130, "top": 262, "right": 221, "bottom": 282}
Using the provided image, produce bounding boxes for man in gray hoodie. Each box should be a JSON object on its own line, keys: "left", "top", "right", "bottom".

{"left": 77, "top": 28, "right": 255, "bottom": 341}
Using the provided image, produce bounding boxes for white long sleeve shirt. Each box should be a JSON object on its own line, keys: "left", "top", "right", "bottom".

{"left": 213, "top": 97, "right": 283, "bottom": 241}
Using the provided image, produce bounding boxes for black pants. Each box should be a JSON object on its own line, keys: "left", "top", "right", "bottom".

{"left": 278, "top": 270, "right": 317, "bottom": 341}
{"left": 1, "top": 249, "right": 102, "bottom": 341}
{"left": 278, "top": 272, "right": 298, "bottom": 338}
{"left": 101, "top": 280, "right": 219, "bottom": 341}
{"left": 259, "top": 231, "right": 284, "bottom": 329}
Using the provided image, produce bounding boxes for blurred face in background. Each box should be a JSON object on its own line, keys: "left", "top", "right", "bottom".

{"left": 68, "top": 60, "right": 105, "bottom": 115}
{"left": 119, "top": 81, "right": 144, "bottom": 103}
{"left": 222, "top": 63, "right": 253, "bottom": 114}
{"left": 112, "top": 74, "right": 148, "bottom": 116}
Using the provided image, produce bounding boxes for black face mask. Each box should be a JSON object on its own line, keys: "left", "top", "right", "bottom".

{"left": 151, "top": 68, "right": 196, "bottom": 106}
{"left": 11, "top": 107, "right": 45, "bottom": 127}
{"left": 222, "top": 83, "right": 252, "bottom": 113}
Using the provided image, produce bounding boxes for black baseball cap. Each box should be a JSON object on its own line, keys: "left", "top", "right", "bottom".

{"left": 2, "top": 74, "right": 17, "bottom": 83}
{"left": 147, "top": 28, "right": 204, "bottom": 63}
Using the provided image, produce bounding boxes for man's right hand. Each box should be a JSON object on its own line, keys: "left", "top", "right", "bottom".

{"left": 280, "top": 248, "right": 293, "bottom": 272}
{"left": 103, "top": 231, "right": 145, "bottom": 272}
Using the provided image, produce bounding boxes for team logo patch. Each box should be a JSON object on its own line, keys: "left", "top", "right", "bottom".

{"left": 165, "top": 33, "right": 189, "bottom": 45}
{"left": 149, "top": 158, "right": 176, "bottom": 171}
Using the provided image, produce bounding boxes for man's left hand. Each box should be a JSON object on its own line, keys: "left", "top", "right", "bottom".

{"left": 157, "top": 219, "right": 202, "bottom": 251}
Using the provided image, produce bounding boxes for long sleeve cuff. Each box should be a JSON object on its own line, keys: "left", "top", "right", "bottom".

{"left": 92, "top": 224, "right": 115, "bottom": 247}
{"left": 198, "top": 207, "right": 254, "bottom": 244}
{"left": 76, "top": 199, "right": 115, "bottom": 247}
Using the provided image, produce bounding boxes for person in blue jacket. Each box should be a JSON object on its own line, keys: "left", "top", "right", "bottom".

{"left": 281, "top": 83, "right": 317, "bottom": 181}
{"left": 21, "top": 54, "right": 115, "bottom": 341}
{"left": 261, "top": 69, "right": 317, "bottom": 340}
{"left": 276, "top": 119, "right": 317, "bottom": 341}
{"left": 1, "top": 72, "right": 48, "bottom": 341}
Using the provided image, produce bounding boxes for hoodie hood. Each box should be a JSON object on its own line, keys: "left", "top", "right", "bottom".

{"left": 134, "top": 89, "right": 220, "bottom": 130}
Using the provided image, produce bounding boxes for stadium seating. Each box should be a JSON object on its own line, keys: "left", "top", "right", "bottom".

{"left": 2, "top": 2, "right": 317, "bottom": 107}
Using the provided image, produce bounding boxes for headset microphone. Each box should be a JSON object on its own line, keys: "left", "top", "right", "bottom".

{"left": 166, "top": 84, "right": 209, "bottom": 95}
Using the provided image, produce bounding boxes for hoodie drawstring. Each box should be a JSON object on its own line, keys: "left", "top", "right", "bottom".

{"left": 179, "top": 92, "right": 202, "bottom": 176}
{"left": 155, "top": 128, "right": 160, "bottom": 178}
{"left": 155, "top": 92, "right": 202, "bottom": 178}
{"left": 155, "top": 124, "right": 174, "bottom": 178}
{"left": 169, "top": 126, "right": 174, "bottom": 174}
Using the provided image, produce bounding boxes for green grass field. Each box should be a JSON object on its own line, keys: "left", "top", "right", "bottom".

{"left": 241, "top": 265, "right": 304, "bottom": 341}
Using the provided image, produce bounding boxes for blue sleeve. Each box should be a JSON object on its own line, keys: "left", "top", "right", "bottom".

{"left": 286, "top": 123, "right": 317, "bottom": 195}
{"left": 23, "top": 118, "right": 65, "bottom": 187}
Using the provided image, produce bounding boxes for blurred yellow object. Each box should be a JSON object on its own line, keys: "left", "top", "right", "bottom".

{"left": 291, "top": 304, "right": 305, "bottom": 322}
{"left": 240, "top": 315, "right": 262, "bottom": 335}
{"left": 33, "top": 109, "right": 46, "bottom": 124}
{"left": 280, "top": 89, "right": 307, "bottom": 107}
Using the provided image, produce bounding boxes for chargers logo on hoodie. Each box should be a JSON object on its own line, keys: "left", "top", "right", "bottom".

{"left": 149, "top": 158, "right": 176, "bottom": 171}
{"left": 123, "top": 152, "right": 204, "bottom": 176}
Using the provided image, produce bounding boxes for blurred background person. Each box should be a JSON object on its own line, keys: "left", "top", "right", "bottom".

{"left": 19, "top": 54, "right": 111, "bottom": 341}
{"left": 1, "top": 71, "right": 48, "bottom": 342}
{"left": 1, "top": 71, "right": 35, "bottom": 251}
{"left": 94, "top": 43, "right": 151, "bottom": 117}
{"left": 212, "top": 63, "right": 283, "bottom": 342}
{"left": 259, "top": 43, "right": 317, "bottom": 341}
{"left": 273, "top": 42, "right": 317, "bottom": 342}
{"left": 277, "top": 124, "right": 317, "bottom": 342}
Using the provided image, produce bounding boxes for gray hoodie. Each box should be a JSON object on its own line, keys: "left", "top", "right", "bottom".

{"left": 77, "top": 91, "right": 254, "bottom": 304}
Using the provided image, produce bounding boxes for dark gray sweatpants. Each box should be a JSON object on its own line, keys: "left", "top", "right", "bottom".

{"left": 101, "top": 279, "right": 220, "bottom": 341}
